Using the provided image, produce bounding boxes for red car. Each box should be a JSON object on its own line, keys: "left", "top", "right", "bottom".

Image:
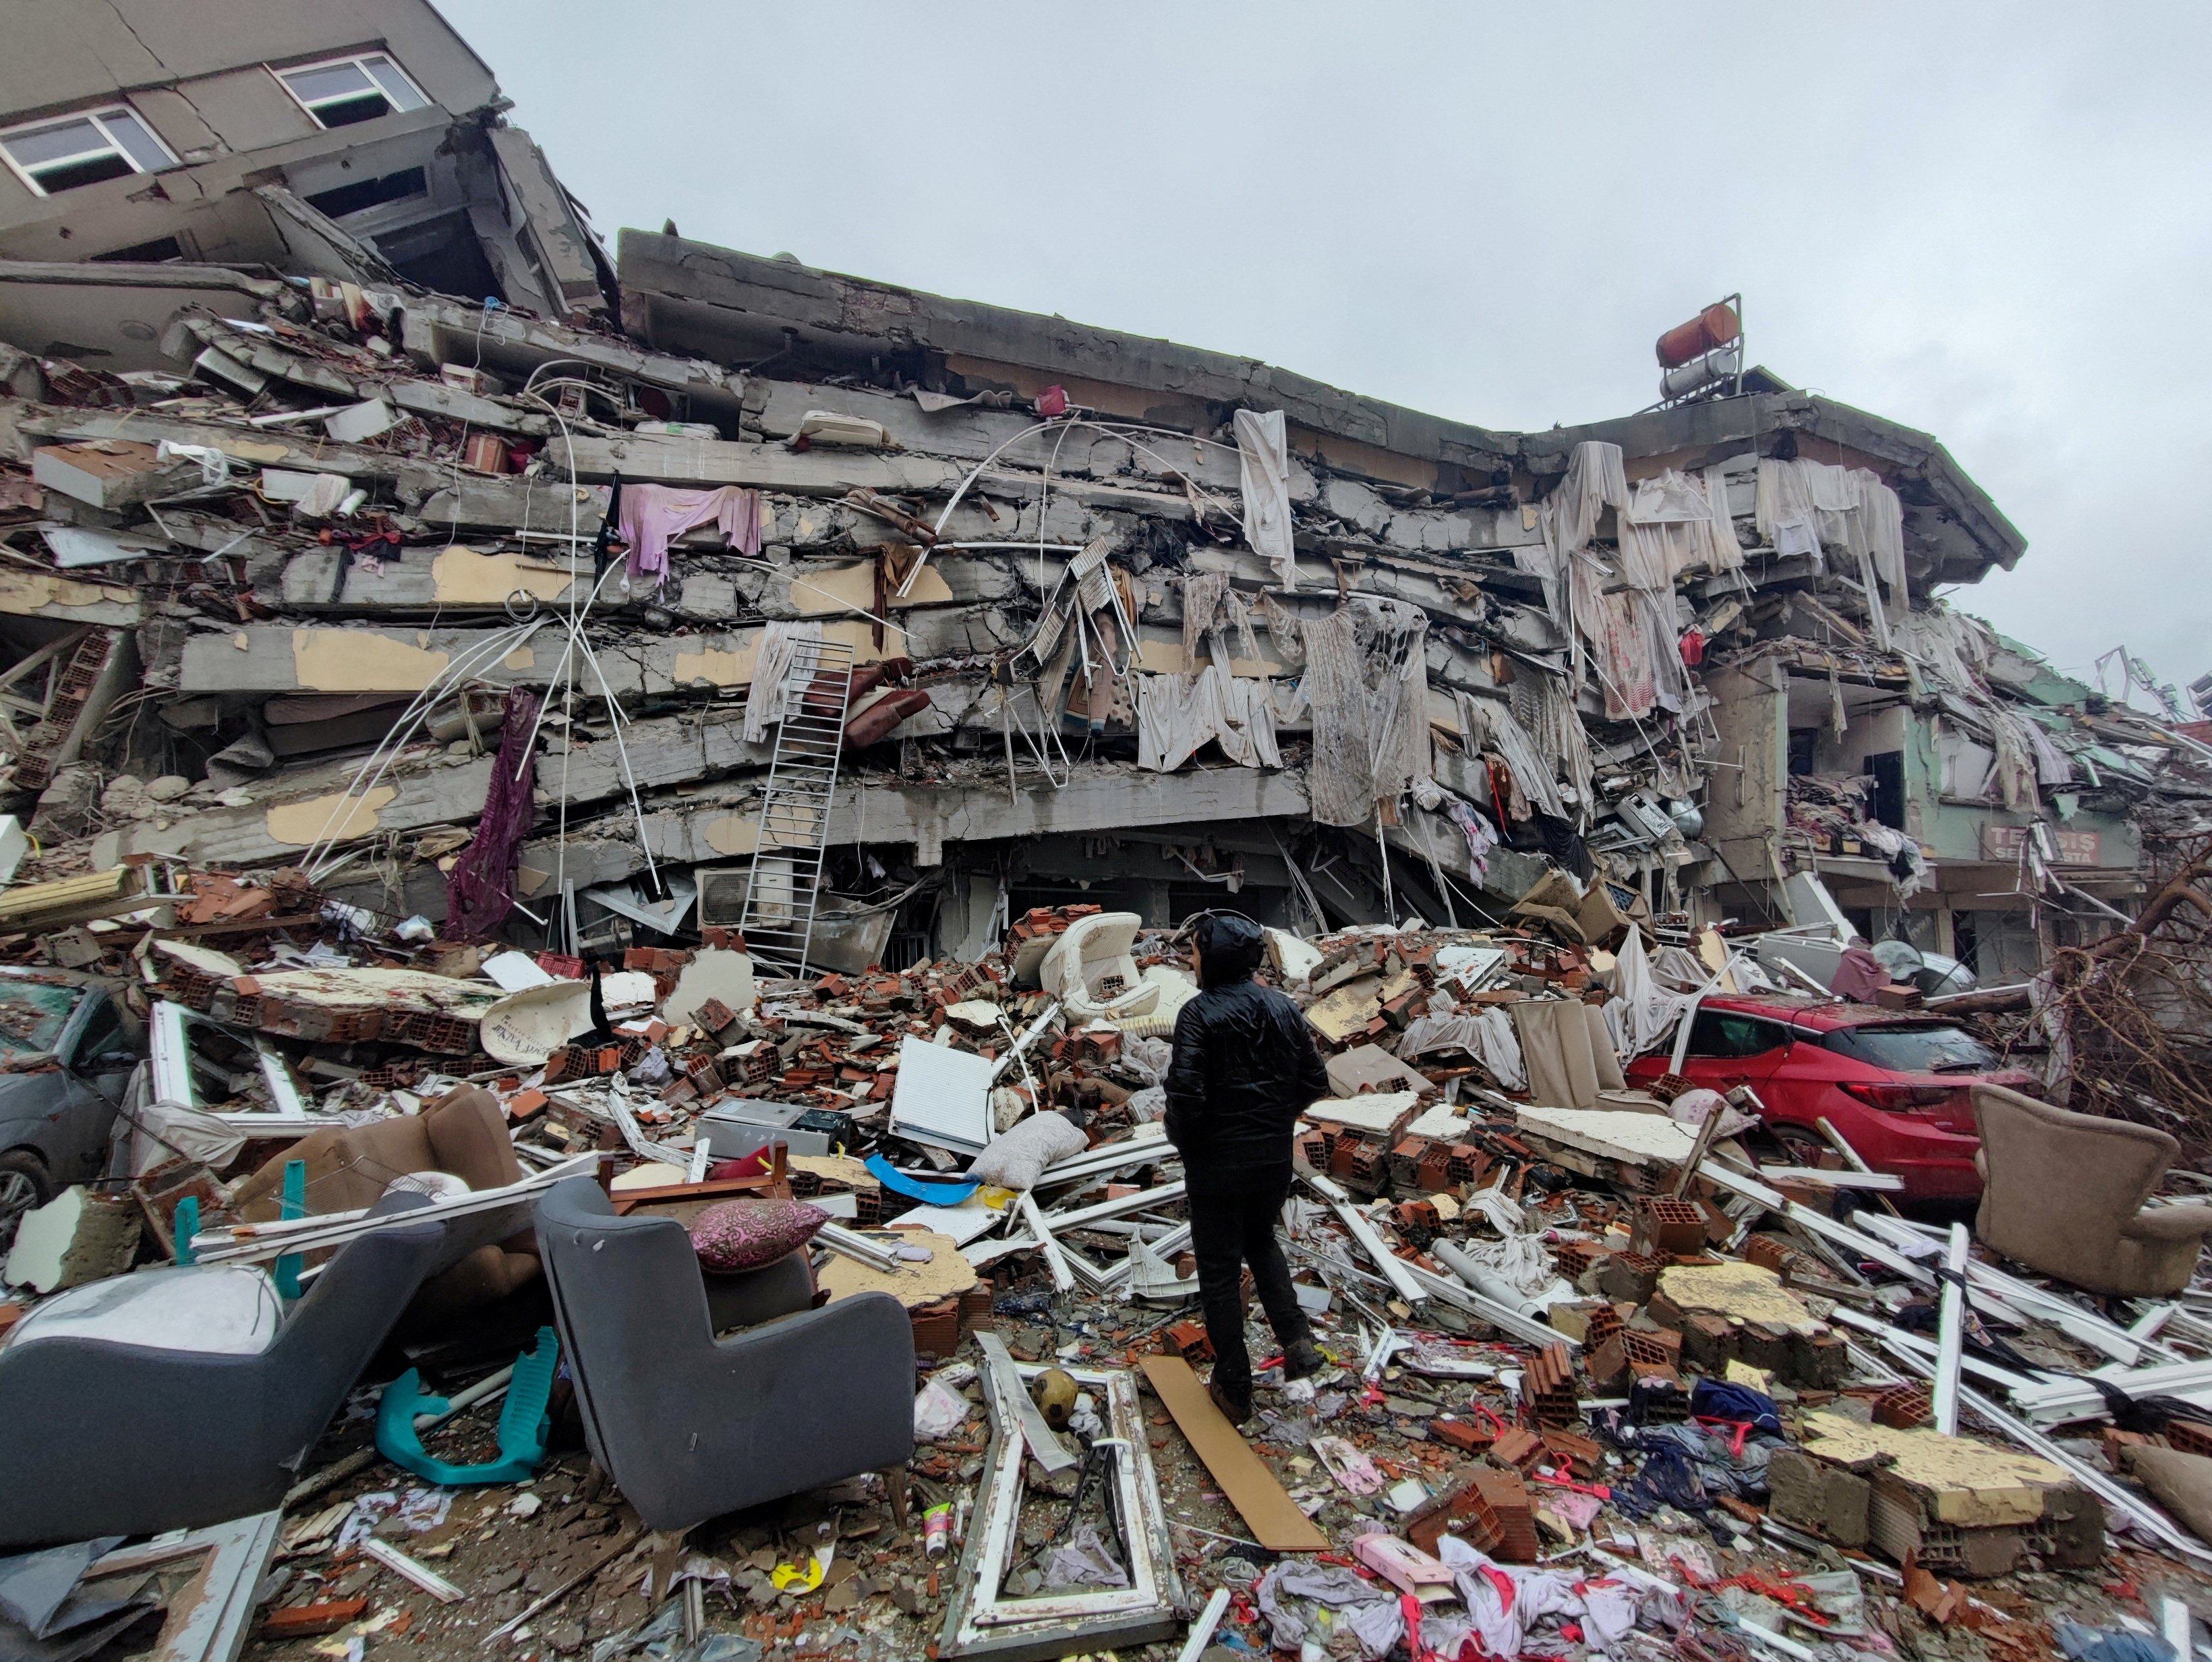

{"left": 1624, "top": 994, "right": 2039, "bottom": 1201}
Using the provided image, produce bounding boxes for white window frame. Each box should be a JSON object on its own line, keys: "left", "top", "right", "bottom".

{"left": 0, "top": 105, "right": 176, "bottom": 198}
{"left": 271, "top": 51, "right": 429, "bottom": 130}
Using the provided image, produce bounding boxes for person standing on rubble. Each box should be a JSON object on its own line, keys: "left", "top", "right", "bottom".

{"left": 1164, "top": 911, "right": 1329, "bottom": 1423}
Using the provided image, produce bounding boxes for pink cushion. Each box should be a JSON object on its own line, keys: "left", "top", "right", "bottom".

{"left": 689, "top": 1198, "right": 829, "bottom": 1273}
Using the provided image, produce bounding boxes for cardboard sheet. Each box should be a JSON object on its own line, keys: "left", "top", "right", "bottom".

{"left": 1138, "top": 1354, "right": 1328, "bottom": 1552}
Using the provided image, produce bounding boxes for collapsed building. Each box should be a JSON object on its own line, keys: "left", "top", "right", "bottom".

{"left": 7, "top": 8, "right": 2212, "bottom": 1662}
{"left": 0, "top": 206, "right": 2202, "bottom": 980}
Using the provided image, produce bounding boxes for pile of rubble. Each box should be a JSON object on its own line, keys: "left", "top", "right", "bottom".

{"left": 2, "top": 869, "right": 2211, "bottom": 1662}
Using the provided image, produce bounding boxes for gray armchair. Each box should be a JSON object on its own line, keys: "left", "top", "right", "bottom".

{"left": 533, "top": 1178, "right": 914, "bottom": 1533}
{"left": 1973, "top": 1084, "right": 2212, "bottom": 1298}
{"left": 0, "top": 1195, "right": 444, "bottom": 1548}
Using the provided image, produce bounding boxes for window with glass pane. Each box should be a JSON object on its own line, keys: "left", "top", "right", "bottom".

{"left": 279, "top": 53, "right": 429, "bottom": 129}
{"left": 1, "top": 107, "right": 175, "bottom": 196}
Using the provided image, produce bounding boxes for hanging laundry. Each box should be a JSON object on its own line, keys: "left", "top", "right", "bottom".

{"left": 1620, "top": 466, "right": 1741, "bottom": 586}
{"left": 1232, "top": 408, "right": 1296, "bottom": 589}
{"left": 616, "top": 484, "right": 763, "bottom": 591}
{"left": 1511, "top": 671, "right": 1596, "bottom": 818}
{"left": 1753, "top": 458, "right": 1909, "bottom": 643}
{"left": 1457, "top": 691, "right": 1565, "bottom": 820}
{"left": 1521, "top": 440, "right": 1628, "bottom": 657}
{"left": 1300, "top": 596, "right": 1432, "bottom": 828}
{"left": 1445, "top": 795, "right": 1498, "bottom": 881}
{"left": 1254, "top": 589, "right": 1307, "bottom": 667}
{"left": 1135, "top": 664, "right": 1283, "bottom": 772}
{"left": 444, "top": 688, "right": 541, "bottom": 942}
{"left": 1179, "top": 571, "right": 1260, "bottom": 672}
{"left": 1590, "top": 590, "right": 1658, "bottom": 720}
{"left": 743, "top": 621, "right": 822, "bottom": 744}
{"left": 1639, "top": 588, "right": 1691, "bottom": 715}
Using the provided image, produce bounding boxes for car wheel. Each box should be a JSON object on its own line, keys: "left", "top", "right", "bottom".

{"left": 0, "top": 1150, "right": 50, "bottom": 1256}
{"left": 1770, "top": 1124, "right": 1834, "bottom": 1168}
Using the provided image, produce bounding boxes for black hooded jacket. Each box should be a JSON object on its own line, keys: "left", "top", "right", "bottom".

{"left": 1163, "top": 914, "right": 1331, "bottom": 1191}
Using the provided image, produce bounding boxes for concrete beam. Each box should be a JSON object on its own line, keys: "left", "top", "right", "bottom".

{"left": 399, "top": 292, "right": 747, "bottom": 422}
{"left": 615, "top": 231, "right": 1521, "bottom": 480}
{"left": 271, "top": 546, "right": 1018, "bottom": 619}
{"left": 636, "top": 763, "right": 1315, "bottom": 870}
{"left": 172, "top": 608, "right": 1016, "bottom": 697}
{"left": 549, "top": 430, "right": 1202, "bottom": 522}
{"left": 0, "top": 567, "right": 141, "bottom": 627}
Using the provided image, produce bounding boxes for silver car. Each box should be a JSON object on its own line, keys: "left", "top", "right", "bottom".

{"left": 0, "top": 969, "right": 142, "bottom": 1251}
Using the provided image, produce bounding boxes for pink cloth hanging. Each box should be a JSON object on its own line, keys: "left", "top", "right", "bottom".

{"left": 616, "top": 484, "right": 763, "bottom": 588}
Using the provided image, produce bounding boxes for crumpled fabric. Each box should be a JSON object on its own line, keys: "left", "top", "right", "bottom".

{"left": 1689, "top": 1377, "right": 1784, "bottom": 1435}
{"left": 444, "top": 687, "right": 541, "bottom": 942}
{"left": 1634, "top": 1421, "right": 1789, "bottom": 1500}
{"left": 1233, "top": 408, "right": 1297, "bottom": 589}
{"left": 1452, "top": 1180, "right": 1559, "bottom": 1297}
{"left": 1610, "top": 1439, "right": 1710, "bottom": 1518}
{"left": 1600, "top": 928, "right": 1697, "bottom": 1059}
{"left": 1829, "top": 944, "right": 1892, "bottom": 1003}
{"left": 1515, "top": 670, "right": 1596, "bottom": 820}
{"left": 1041, "top": 1522, "right": 1128, "bottom": 1590}
{"left": 1434, "top": 1539, "right": 1589, "bottom": 1659}
{"left": 1987, "top": 704, "right": 2073, "bottom": 808}
{"left": 1892, "top": 606, "right": 1994, "bottom": 693}
{"left": 2056, "top": 1624, "right": 2176, "bottom": 1662}
{"left": 1397, "top": 1005, "right": 1525, "bottom": 1091}
{"left": 1582, "top": 1578, "right": 1643, "bottom": 1648}
{"left": 1135, "top": 664, "right": 1282, "bottom": 772}
{"left": 618, "top": 483, "right": 763, "bottom": 590}
{"left": 1256, "top": 1561, "right": 1403, "bottom": 1658}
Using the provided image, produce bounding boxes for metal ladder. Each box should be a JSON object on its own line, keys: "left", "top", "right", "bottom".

{"left": 738, "top": 635, "right": 854, "bottom": 973}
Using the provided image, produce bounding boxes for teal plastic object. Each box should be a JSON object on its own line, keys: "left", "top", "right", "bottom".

{"left": 172, "top": 1195, "right": 199, "bottom": 1266}
{"left": 274, "top": 1158, "right": 305, "bottom": 1299}
{"left": 375, "top": 1325, "right": 560, "bottom": 1486}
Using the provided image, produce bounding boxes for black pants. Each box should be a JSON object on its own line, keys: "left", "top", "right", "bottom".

{"left": 1188, "top": 1172, "right": 1310, "bottom": 1392}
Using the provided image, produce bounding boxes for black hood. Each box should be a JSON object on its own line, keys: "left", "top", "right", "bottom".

{"left": 1194, "top": 913, "right": 1266, "bottom": 989}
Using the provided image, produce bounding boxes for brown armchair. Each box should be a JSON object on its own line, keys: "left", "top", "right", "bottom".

{"left": 233, "top": 1085, "right": 540, "bottom": 1320}
{"left": 1971, "top": 1084, "right": 2212, "bottom": 1298}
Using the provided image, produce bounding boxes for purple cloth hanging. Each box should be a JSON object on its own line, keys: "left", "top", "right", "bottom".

{"left": 445, "top": 688, "right": 542, "bottom": 942}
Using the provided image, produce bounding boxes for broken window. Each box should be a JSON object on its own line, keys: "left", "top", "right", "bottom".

{"left": 0, "top": 106, "right": 175, "bottom": 196}
{"left": 1683, "top": 1009, "right": 1786, "bottom": 1059}
{"left": 274, "top": 53, "right": 429, "bottom": 130}
{"left": 0, "top": 980, "right": 82, "bottom": 1061}
{"left": 305, "top": 166, "right": 428, "bottom": 219}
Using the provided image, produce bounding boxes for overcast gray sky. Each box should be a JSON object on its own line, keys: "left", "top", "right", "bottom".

{"left": 444, "top": 1, "right": 2212, "bottom": 704}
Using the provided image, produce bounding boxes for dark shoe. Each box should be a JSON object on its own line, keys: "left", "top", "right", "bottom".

{"left": 1281, "top": 1338, "right": 1327, "bottom": 1381}
{"left": 1207, "top": 1374, "right": 1254, "bottom": 1425}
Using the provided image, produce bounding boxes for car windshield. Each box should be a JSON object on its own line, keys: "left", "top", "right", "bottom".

{"left": 0, "top": 981, "right": 79, "bottom": 1060}
{"left": 1820, "top": 1023, "right": 1998, "bottom": 1074}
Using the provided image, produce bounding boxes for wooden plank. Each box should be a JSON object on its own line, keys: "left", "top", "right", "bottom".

{"left": 1136, "top": 1353, "right": 1328, "bottom": 1553}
